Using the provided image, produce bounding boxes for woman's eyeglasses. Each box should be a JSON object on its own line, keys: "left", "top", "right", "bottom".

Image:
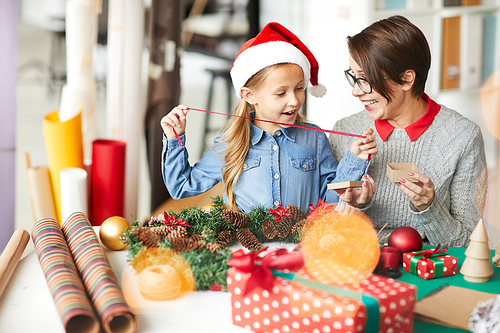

{"left": 344, "top": 69, "right": 373, "bottom": 94}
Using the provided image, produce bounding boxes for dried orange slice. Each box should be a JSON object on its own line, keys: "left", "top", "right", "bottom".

{"left": 301, "top": 211, "right": 379, "bottom": 285}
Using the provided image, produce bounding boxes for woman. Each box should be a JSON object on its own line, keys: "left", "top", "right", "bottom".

{"left": 329, "top": 15, "right": 487, "bottom": 247}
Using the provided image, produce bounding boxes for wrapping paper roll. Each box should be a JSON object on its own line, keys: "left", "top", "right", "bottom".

{"left": 31, "top": 218, "right": 100, "bottom": 333}
{"left": 60, "top": 167, "right": 88, "bottom": 223}
{"left": 63, "top": 0, "right": 101, "bottom": 160}
{"left": 91, "top": 139, "right": 126, "bottom": 226}
{"left": 62, "top": 212, "right": 137, "bottom": 333}
{"left": 65, "top": 0, "right": 98, "bottom": 88}
{"left": 106, "top": 0, "right": 145, "bottom": 220}
{"left": 23, "top": 153, "right": 58, "bottom": 224}
{"left": 43, "top": 111, "right": 85, "bottom": 223}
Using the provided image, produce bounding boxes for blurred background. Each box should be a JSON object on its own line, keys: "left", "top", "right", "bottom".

{"left": 1, "top": 0, "right": 500, "bottom": 254}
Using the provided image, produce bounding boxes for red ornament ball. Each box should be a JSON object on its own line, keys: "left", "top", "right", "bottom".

{"left": 387, "top": 226, "right": 423, "bottom": 255}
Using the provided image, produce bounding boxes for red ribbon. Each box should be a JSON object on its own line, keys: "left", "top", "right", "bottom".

{"left": 189, "top": 108, "right": 365, "bottom": 139}
{"left": 418, "top": 244, "right": 448, "bottom": 260}
{"left": 227, "top": 247, "right": 305, "bottom": 295}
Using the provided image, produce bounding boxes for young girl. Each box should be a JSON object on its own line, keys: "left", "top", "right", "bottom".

{"left": 161, "top": 22, "right": 377, "bottom": 212}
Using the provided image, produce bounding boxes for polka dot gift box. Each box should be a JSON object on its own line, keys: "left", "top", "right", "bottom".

{"left": 227, "top": 267, "right": 416, "bottom": 333}
{"left": 402, "top": 246, "right": 458, "bottom": 280}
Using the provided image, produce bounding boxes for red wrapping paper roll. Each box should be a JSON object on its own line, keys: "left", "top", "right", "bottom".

{"left": 90, "top": 139, "right": 126, "bottom": 226}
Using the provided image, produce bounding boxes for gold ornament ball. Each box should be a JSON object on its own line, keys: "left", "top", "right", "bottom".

{"left": 100, "top": 216, "right": 130, "bottom": 250}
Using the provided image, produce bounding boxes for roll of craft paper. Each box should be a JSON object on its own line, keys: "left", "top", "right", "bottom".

{"left": 31, "top": 218, "right": 100, "bottom": 333}
{"left": 59, "top": 78, "right": 100, "bottom": 161}
{"left": 107, "top": 0, "right": 145, "bottom": 220}
{"left": 62, "top": 212, "right": 137, "bottom": 333}
{"left": 23, "top": 153, "right": 58, "bottom": 224}
{"left": 64, "top": 0, "right": 100, "bottom": 161}
{"left": 65, "top": 0, "right": 98, "bottom": 88}
{"left": 0, "top": 229, "right": 30, "bottom": 299}
{"left": 91, "top": 139, "right": 126, "bottom": 226}
{"left": 43, "top": 111, "right": 85, "bottom": 223}
{"left": 60, "top": 167, "right": 88, "bottom": 223}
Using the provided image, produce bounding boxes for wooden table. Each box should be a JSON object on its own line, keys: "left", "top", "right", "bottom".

{"left": 1, "top": 231, "right": 499, "bottom": 333}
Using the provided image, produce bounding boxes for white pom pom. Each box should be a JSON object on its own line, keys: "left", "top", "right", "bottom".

{"left": 308, "top": 83, "right": 327, "bottom": 98}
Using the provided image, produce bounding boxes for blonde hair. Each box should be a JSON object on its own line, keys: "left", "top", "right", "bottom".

{"left": 221, "top": 63, "right": 305, "bottom": 210}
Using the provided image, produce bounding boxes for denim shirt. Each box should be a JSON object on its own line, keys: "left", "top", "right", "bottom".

{"left": 162, "top": 122, "right": 369, "bottom": 212}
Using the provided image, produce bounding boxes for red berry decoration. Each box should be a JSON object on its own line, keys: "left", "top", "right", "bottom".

{"left": 387, "top": 226, "right": 423, "bottom": 256}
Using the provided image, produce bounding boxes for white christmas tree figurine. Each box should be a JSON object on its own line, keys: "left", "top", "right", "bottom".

{"left": 460, "top": 218, "right": 494, "bottom": 283}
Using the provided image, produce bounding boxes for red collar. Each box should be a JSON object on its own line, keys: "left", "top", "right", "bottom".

{"left": 375, "top": 94, "right": 441, "bottom": 142}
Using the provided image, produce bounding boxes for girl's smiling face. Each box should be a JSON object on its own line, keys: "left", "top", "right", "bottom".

{"left": 242, "top": 63, "right": 305, "bottom": 134}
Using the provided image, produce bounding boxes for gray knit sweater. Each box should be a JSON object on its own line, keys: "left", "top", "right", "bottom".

{"left": 329, "top": 104, "right": 487, "bottom": 247}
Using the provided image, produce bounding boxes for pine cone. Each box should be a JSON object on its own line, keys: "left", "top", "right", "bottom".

{"left": 201, "top": 242, "right": 220, "bottom": 253}
{"left": 169, "top": 226, "right": 188, "bottom": 239}
{"left": 262, "top": 219, "right": 277, "bottom": 239}
{"left": 291, "top": 218, "right": 307, "bottom": 235}
{"left": 237, "top": 228, "right": 261, "bottom": 251}
{"left": 147, "top": 216, "right": 164, "bottom": 227}
{"left": 217, "top": 230, "right": 232, "bottom": 247}
{"left": 277, "top": 216, "right": 294, "bottom": 238}
{"left": 286, "top": 205, "right": 307, "bottom": 222}
{"left": 133, "top": 227, "right": 160, "bottom": 248}
{"left": 191, "top": 234, "right": 203, "bottom": 242}
{"left": 221, "top": 209, "right": 249, "bottom": 228}
{"left": 149, "top": 225, "right": 175, "bottom": 237}
{"left": 171, "top": 236, "right": 200, "bottom": 252}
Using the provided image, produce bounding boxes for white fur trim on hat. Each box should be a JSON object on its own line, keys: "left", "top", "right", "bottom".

{"left": 230, "top": 41, "right": 311, "bottom": 99}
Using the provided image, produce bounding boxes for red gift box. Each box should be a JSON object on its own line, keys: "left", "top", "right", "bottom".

{"left": 402, "top": 248, "right": 457, "bottom": 280}
{"left": 227, "top": 267, "right": 417, "bottom": 333}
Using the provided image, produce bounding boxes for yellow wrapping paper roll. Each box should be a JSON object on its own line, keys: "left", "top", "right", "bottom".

{"left": 43, "top": 111, "right": 85, "bottom": 223}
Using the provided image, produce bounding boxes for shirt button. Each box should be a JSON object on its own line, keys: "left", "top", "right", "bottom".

{"left": 243, "top": 164, "right": 247, "bottom": 168}
{"left": 274, "top": 173, "right": 279, "bottom": 179}
{"left": 274, "top": 201, "right": 280, "bottom": 206}
{"left": 276, "top": 131, "right": 281, "bottom": 136}
{"left": 303, "top": 163, "right": 307, "bottom": 169}
{"left": 273, "top": 145, "right": 278, "bottom": 151}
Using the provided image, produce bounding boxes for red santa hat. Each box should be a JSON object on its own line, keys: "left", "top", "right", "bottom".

{"left": 230, "top": 22, "right": 327, "bottom": 99}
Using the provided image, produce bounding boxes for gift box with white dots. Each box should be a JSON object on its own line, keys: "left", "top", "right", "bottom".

{"left": 402, "top": 251, "right": 458, "bottom": 280}
{"left": 227, "top": 268, "right": 416, "bottom": 333}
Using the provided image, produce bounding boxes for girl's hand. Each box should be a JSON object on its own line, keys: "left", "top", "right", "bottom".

{"left": 350, "top": 128, "right": 378, "bottom": 161}
{"left": 337, "top": 174, "right": 376, "bottom": 208}
{"left": 396, "top": 172, "right": 435, "bottom": 211}
{"left": 160, "top": 105, "right": 189, "bottom": 139}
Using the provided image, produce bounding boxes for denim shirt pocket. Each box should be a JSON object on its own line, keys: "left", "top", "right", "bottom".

{"left": 290, "top": 157, "right": 316, "bottom": 172}
{"left": 243, "top": 157, "right": 261, "bottom": 171}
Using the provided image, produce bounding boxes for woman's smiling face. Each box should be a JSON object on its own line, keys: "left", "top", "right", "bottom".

{"left": 349, "top": 55, "right": 405, "bottom": 123}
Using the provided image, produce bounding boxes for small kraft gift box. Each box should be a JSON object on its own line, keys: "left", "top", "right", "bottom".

{"left": 227, "top": 248, "right": 417, "bottom": 333}
{"left": 402, "top": 245, "right": 458, "bottom": 280}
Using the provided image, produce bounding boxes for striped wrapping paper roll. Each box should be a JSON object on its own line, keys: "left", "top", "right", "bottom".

{"left": 31, "top": 218, "right": 100, "bottom": 333}
{"left": 62, "top": 212, "right": 137, "bottom": 333}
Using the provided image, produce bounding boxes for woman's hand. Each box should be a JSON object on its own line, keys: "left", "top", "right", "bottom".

{"left": 337, "top": 174, "right": 376, "bottom": 208}
{"left": 160, "top": 105, "right": 189, "bottom": 139}
{"left": 396, "top": 172, "right": 435, "bottom": 211}
{"left": 350, "top": 128, "right": 378, "bottom": 161}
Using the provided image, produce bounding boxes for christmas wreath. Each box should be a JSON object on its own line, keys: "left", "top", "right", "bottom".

{"left": 121, "top": 196, "right": 331, "bottom": 291}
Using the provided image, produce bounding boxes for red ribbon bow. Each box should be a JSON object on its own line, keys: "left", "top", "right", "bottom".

{"left": 419, "top": 244, "right": 448, "bottom": 259}
{"left": 227, "top": 247, "right": 305, "bottom": 295}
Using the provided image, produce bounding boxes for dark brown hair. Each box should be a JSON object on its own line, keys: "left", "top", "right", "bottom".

{"left": 347, "top": 15, "right": 431, "bottom": 102}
